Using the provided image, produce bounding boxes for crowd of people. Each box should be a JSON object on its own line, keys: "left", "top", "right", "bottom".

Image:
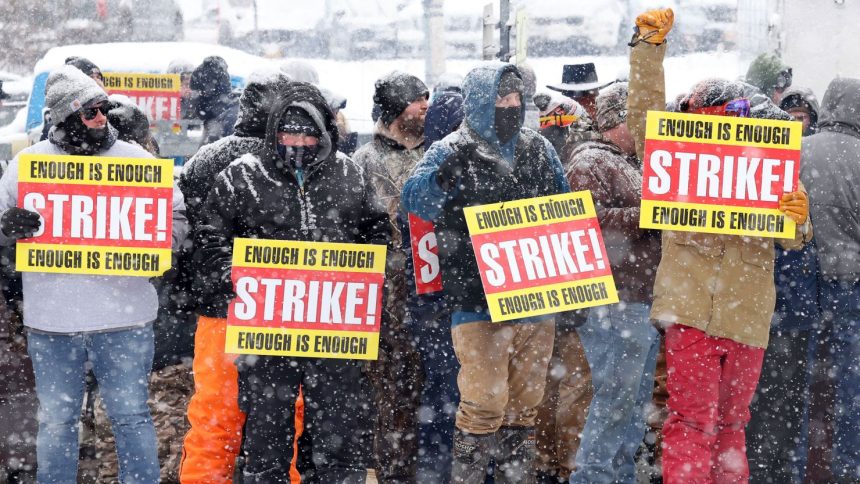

{"left": 0, "top": 7, "right": 858, "bottom": 484}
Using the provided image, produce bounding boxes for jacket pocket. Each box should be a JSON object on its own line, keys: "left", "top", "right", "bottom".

{"left": 668, "top": 231, "right": 724, "bottom": 258}
{"left": 740, "top": 240, "right": 774, "bottom": 270}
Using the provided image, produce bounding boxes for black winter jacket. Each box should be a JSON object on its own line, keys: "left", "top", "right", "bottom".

{"left": 194, "top": 83, "right": 391, "bottom": 317}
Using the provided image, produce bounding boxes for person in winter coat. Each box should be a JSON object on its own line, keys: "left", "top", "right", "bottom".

{"left": 0, "top": 64, "right": 188, "bottom": 484}
{"left": 425, "top": 74, "right": 464, "bottom": 150}
{"left": 394, "top": 71, "right": 467, "bottom": 483}
{"left": 565, "top": 82, "right": 663, "bottom": 484}
{"left": 168, "top": 58, "right": 196, "bottom": 119}
{"left": 40, "top": 56, "right": 106, "bottom": 142}
{"left": 178, "top": 71, "right": 291, "bottom": 484}
{"left": 533, "top": 91, "right": 587, "bottom": 156}
{"left": 518, "top": 63, "right": 540, "bottom": 130}
{"left": 353, "top": 71, "right": 429, "bottom": 481}
{"left": 746, "top": 85, "right": 821, "bottom": 484}
{"left": 190, "top": 56, "right": 240, "bottom": 147}
{"left": 193, "top": 81, "right": 391, "bottom": 483}
{"left": 401, "top": 62, "right": 570, "bottom": 483}
{"left": 780, "top": 86, "right": 819, "bottom": 136}
{"left": 745, "top": 53, "right": 793, "bottom": 105}
{"left": 798, "top": 77, "right": 860, "bottom": 482}
{"left": 354, "top": 71, "right": 429, "bottom": 216}
{"left": 626, "top": 10, "right": 813, "bottom": 483}
{"left": 107, "top": 94, "right": 160, "bottom": 155}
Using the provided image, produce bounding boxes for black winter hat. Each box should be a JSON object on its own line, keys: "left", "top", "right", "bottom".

{"left": 234, "top": 72, "right": 292, "bottom": 138}
{"left": 373, "top": 71, "right": 428, "bottom": 126}
{"left": 190, "top": 56, "right": 231, "bottom": 97}
{"left": 498, "top": 71, "right": 524, "bottom": 98}
{"left": 65, "top": 56, "right": 103, "bottom": 82}
{"left": 278, "top": 106, "right": 322, "bottom": 137}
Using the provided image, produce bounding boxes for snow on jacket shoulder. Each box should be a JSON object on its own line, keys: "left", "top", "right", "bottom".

{"left": 0, "top": 139, "right": 188, "bottom": 333}
{"left": 180, "top": 135, "right": 267, "bottom": 227}
{"left": 566, "top": 140, "right": 660, "bottom": 303}
{"left": 800, "top": 77, "right": 860, "bottom": 282}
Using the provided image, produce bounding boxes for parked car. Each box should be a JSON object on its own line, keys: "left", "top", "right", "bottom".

{"left": 676, "top": 0, "right": 737, "bottom": 52}
{"left": 18, "top": 42, "right": 271, "bottom": 160}
{"left": 516, "top": 0, "right": 624, "bottom": 56}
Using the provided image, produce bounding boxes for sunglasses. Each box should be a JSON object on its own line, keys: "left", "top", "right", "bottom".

{"left": 690, "top": 98, "right": 751, "bottom": 118}
{"left": 81, "top": 102, "right": 109, "bottom": 120}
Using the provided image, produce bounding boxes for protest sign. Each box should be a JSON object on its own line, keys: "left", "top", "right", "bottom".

{"left": 639, "top": 111, "right": 802, "bottom": 238}
{"left": 103, "top": 72, "right": 182, "bottom": 121}
{"left": 16, "top": 154, "right": 174, "bottom": 276}
{"left": 408, "top": 213, "right": 442, "bottom": 295}
{"left": 225, "top": 239, "right": 386, "bottom": 360}
{"left": 463, "top": 191, "right": 618, "bottom": 322}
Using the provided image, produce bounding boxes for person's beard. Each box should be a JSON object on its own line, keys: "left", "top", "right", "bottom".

{"left": 398, "top": 114, "right": 425, "bottom": 139}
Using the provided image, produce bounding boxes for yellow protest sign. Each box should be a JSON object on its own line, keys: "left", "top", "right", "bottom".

{"left": 103, "top": 72, "right": 182, "bottom": 121}
{"left": 226, "top": 238, "right": 386, "bottom": 360}
{"left": 463, "top": 191, "right": 618, "bottom": 322}
{"left": 640, "top": 111, "right": 802, "bottom": 238}
{"left": 16, "top": 154, "right": 174, "bottom": 277}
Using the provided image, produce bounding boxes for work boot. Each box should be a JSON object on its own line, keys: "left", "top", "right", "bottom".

{"left": 496, "top": 426, "right": 537, "bottom": 484}
{"left": 450, "top": 429, "right": 496, "bottom": 484}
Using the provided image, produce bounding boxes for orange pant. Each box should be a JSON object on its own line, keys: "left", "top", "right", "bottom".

{"left": 179, "top": 316, "right": 304, "bottom": 484}
{"left": 180, "top": 316, "right": 245, "bottom": 483}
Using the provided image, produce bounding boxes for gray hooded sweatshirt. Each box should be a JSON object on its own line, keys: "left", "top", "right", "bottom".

{"left": 799, "top": 77, "right": 860, "bottom": 281}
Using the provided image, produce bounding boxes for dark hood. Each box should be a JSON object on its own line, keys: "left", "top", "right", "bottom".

{"left": 263, "top": 81, "right": 339, "bottom": 170}
{"left": 818, "top": 77, "right": 860, "bottom": 138}
{"left": 233, "top": 72, "right": 292, "bottom": 138}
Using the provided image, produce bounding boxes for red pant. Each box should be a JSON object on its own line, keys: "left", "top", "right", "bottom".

{"left": 661, "top": 325, "right": 765, "bottom": 484}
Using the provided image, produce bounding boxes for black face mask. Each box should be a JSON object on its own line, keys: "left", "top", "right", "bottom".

{"left": 495, "top": 107, "right": 522, "bottom": 144}
{"left": 277, "top": 144, "right": 319, "bottom": 172}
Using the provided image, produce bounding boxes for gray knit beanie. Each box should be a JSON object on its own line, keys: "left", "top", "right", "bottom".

{"left": 595, "top": 82, "right": 628, "bottom": 132}
{"left": 46, "top": 65, "right": 107, "bottom": 125}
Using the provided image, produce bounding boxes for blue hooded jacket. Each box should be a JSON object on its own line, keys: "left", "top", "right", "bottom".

{"left": 424, "top": 89, "right": 465, "bottom": 151}
{"left": 401, "top": 62, "right": 569, "bottom": 326}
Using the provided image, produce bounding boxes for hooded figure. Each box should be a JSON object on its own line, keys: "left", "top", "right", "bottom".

{"left": 425, "top": 80, "right": 465, "bottom": 150}
{"left": 779, "top": 86, "right": 820, "bottom": 135}
{"left": 745, "top": 53, "right": 792, "bottom": 103}
{"left": 0, "top": 63, "right": 188, "bottom": 484}
{"left": 190, "top": 56, "right": 239, "bottom": 145}
{"left": 107, "top": 94, "right": 159, "bottom": 156}
{"left": 798, "top": 76, "right": 860, "bottom": 483}
{"left": 401, "top": 62, "right": 569, "bottom": 483}
{"left": 192, "top": 81, "right": 390, "bottom": 483}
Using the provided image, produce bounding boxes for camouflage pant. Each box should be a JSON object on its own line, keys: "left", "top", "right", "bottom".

{"left": 81, "top": 362, "right": 194, "bottom": 483}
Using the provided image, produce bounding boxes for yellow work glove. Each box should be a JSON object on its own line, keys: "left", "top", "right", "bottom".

{"left": 779, "top": 190, "right": 809, "bottom": 225}
{"left": 633, "top": 8, "right": 675, "bottom": 45}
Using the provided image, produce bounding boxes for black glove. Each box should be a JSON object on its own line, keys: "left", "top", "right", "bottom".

{"left": 438, "top": 140, "right": 483, "bottom": 191}
{"left": 0, "top": 207, "right": 41, "bottom": 239}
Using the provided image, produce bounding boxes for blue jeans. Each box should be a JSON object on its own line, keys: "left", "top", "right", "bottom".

{"left": 570, "top": 302, "right": 659, "bottom": 484}
{"left": 406, "top": 299, "right": 460, "bottom": 483}
{"left": 27, "top": 325, "right": 159, "bottom": 484}
{"left": 819, "top": 279, "right": 860, "bottom": 480}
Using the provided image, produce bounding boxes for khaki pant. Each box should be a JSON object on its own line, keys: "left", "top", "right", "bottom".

{"left": 535, "top": 328, "right": 593, "bottom": 478}
{"left": 452, "top": 321, "right": 555, "bottom": 434}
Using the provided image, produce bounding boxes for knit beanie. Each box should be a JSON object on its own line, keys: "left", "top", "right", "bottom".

{"left": 595, "top": 82, "right": 628, "bottom": 132}
{"left": 682, "top": 78, "right": 745, "bottom": 112}
{"left": 65, "top": 56, "right": 103, "bottom": 82}
{"left": 746, "top": 53, "right": 790, "bottom": 93}
{"left": 190, "top": 56, "right": 231, "bottom": 97}
{"left": 498, "top": 70, "right": 524, "bottom": 98}
{"left": 373, "top": 71, "right": 429, "bottom": 126}
{"left": 278, "top": 106, "right": 322, "bottom": 137}
{"left": 46, "top": 64, "right": 108, "bottom": 125}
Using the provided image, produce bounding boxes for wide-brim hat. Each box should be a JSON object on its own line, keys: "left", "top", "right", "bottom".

{"left": 547, "top": 63, "right": 606, "bottom": 94}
